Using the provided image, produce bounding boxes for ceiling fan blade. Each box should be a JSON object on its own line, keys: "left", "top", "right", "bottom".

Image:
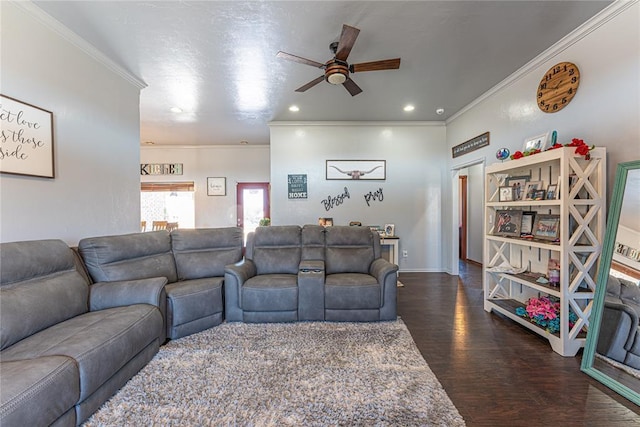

{"left": 350, "top": 58, "right": 401, "bottom": 73}
{"left": 276, "top": 51, "right": 324, "bottom": 68}
{"left": 295, "top": 75, "right": 325, "bottom": 92}
{"left": 343, "top": 78, "right": 363, "bottom": 96}
{"left": 335, "top": 24, "right": 360, "bottom": 61}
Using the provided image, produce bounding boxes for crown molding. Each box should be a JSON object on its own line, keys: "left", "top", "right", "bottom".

{"left": 447, "top": 0, "right": 638, "bottom": 124}
{"left": 141, "top": 144, "right": 270, "bottom": 150}
{"left": 269, "top": 121, "right": 445, "bottom": 127}
{"left": 13, "top": 1, "right": 147, "bottom": 90}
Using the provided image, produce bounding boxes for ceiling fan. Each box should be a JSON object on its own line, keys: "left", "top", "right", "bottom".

{"left": 277, "top": 24, "right": 401, "bottom": 96}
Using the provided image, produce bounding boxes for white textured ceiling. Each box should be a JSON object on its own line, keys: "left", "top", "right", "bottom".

{"left": 33, "top": 1, "right": 612, "bottom": 146}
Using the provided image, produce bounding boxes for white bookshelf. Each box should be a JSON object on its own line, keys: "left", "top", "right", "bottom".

{"left": 483, "top": 147, "right": 606, "bottom": 356}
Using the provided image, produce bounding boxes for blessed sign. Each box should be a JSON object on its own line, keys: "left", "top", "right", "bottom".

{"left": 0, "top": 95, "right": 54, "bottom": 178}
{"left": 452, "top": 132, "right": 490, "bottom": 158}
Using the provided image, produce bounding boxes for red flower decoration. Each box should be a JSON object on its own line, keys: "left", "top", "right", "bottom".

{"left": 549, "top": 143, "right": 563, "bottom": 150}
{"left": 575, "top": 144, "right": 590, "bottom": 156}
{"left": 511, "top": 151, "right": 524, "bottom": 160}
{"left": 568, "top": 138, "right": 584, "bottom": 147}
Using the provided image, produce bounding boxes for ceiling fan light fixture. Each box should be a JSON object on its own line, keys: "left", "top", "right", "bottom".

{"left": 327, "top": 72, "right": 347, "bottom": 85}
{"left": 325, "top": 61, "right": 349, "bottom": 85}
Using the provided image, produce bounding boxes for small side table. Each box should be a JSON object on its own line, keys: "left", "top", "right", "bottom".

{"left": 380, "top": 236, "right": 399, "bottom": 266}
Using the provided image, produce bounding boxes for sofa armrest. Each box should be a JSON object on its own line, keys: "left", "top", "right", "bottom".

{"left": 370, "top": 258, "right": 399, "bottom": 320}
{"left": 224, "top": 260, "right": 257, "bottom": 321}
{"left": 604, "top": 300, "right": 638, "bottom": 348}
{"left": 89, "top": 277, "right": 167, "bottom": 312}
{"left": 370, "top": 258, "right": 399, "bottom": 285}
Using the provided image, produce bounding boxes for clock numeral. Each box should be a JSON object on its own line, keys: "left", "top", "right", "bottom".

{"left": 568, "top": 68, "right": 575, "bottom": 76}
{"left": 562, "top": 97, "right": 568, "bottom": 104}
{"left": 538, "top": 92, "right": 543, "bottom": 98}
{"left": 545, "top": 73, "right": 553, "bottom": 81}
{"left": 540, "top": 100, "right": 546, "bottom": 106}
{"left": 568, "top": 88, "right": 574, "bottom": 95}
{"left": 571, "top": 76, "right": 578, "bottom": 84}
{"left": 539, "top": 83, "right": 547, "bottom": 90}
{"left": 553, "top": 103, "right": 559, "bottom": 110}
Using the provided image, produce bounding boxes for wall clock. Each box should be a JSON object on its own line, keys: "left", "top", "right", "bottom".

{"left": 537, "top": 61, "right": 580, "bottom": 113}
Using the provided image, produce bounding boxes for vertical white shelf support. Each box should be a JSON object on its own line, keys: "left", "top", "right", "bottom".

{"left": 483, "top": 147, "right": 606, "bottom": 356}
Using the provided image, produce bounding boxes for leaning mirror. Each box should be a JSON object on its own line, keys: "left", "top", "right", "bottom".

{"left": 582, "top": 160, "right": 640, "bottom": 405}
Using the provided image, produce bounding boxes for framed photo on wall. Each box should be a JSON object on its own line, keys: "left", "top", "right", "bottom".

{"left": 0, "top": 94, "right": 54, "bottom": 178}
{"left": 520, "top": 211, "right": 537, "bottom": 236}
{"left": 326, "top": 160, "right": 386, "bottom": 180}
{"left": 207, "top": 177, "right": 226, "bottom": 196}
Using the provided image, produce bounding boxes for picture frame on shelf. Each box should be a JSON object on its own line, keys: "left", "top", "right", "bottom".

{"left": 318, "top": 217, "right": 333, "bottom": 227}
{"left": 499, "top": 186, "right": 515, "bottom": 202}
{"left": 493, "top": 210, "right": 523, "bottom": 237}
{"left": 522, "top": 132, "right": 550, "bottom": 152}
{"left": 546, "top": 184, "right": 558, "bottom": 200}
{"left": 533, "top": 189, "right": 546, "bottom": 200}
{"left": 384, "top": 224, "right": 395, "bottom": 236}
{"left": 207, "top": 177, "right": 226, "bottom": 196}
{"left": 506, "top": 175, "right": 529, "bottom": 200}
{"left": 520, "top": 211, "right": 537, "bottom": 236}
{"left": 532, "top": 214, "right": 561, "bottom": 241}
{"left": 523, "top": 181, "right": 544, "bottom": 200}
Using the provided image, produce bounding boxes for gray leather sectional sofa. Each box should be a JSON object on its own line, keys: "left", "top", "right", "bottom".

{"left": 225, "top": 225, "right": 399, "bottom": 322}
{"left": 0, "top": 225, "right": 398, "bottom": 426}
{"left": 597, "top": 275, "right": 640, "bottom": 369}
{"left": 0, "top": 239, "right": 166, "bottom": 426}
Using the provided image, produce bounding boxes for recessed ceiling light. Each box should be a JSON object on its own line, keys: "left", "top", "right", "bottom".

{"left": 144, "top": 141, "right": 155, "bottom": 145}
{"left": 436, "top": 108, "right": 445, "bottom": 115}
{"left": 289, "top": 105, "right": 300, "bottom": 112}
{"left": 240, "top": 140, "right": 249, "bottom": 145}
{"left": 170, "top": 107, "right": 183, "bottom": 113}
{"left": 403, "top": 105, "right": 415, "bottom": 112}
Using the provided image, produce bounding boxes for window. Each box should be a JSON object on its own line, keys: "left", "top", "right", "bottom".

{"left": 141, "top": 182, "right": 195, "bottom": 230}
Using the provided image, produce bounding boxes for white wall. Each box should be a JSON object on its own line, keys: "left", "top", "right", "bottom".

{"left": 466, "top": 163, "right": 484, "bottom": 263}
{"left": 0, "top": 2, "right": 143, "bottom": 245}
{"left": 140, "top": 145, "right": 270, "bottom": 228}
{"left": 269, "top": 122, "right": 446, "bottom": 272}
{"left": 443, "top": 2, "right": 640, "bottom": 273}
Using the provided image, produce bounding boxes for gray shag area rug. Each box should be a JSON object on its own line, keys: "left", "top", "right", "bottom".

{"left": 84, "top": 320, "right": 465, "bottom": 426}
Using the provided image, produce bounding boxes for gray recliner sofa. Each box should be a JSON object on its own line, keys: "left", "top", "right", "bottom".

{"left": 597, "top": 275, "right": 640, "bottom": 369}
{"left": 224, "top": 225, "right": 399, "bottom": 322}
{"left": 78, "top": 227, "right": 243, "bottom": 340}
{"left": 0, "top": 239, "right": 165, "bottom": 426}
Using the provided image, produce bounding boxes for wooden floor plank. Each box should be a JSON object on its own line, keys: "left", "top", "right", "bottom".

{"left": 397, "top": 262, "right": 640, "bottom": 426}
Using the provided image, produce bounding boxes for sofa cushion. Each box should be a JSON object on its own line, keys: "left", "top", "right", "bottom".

{"left": 171, "top": 227, "right": 243, "bottom": 280}
{"left": 0, "top": 356, "right": 80, "bottom": 426}
{"left": 165, "top": 277, "right": 224, "bottom": 327}
{"left": 0, "top": 240, "right": 89, "bottom": 351}
{"left": 0, "top": 305, "right": 162, "bottom": 402}
{"left": 78, "top": 231, "right": 177, "bottom": 283}
{"left": 325, "top": 227, "right": 375, "bottom": 274}
{"left": 242, "top": 274, "right": 298, "bottom": 311}
{"left": 0, "top": 356, "right": 79, "bottom": 427}
{"left": 301, "top": 224, "right": 325, "bottom": 261}
{"left": 251, "top": 226, "right": 301, "bottom": 275}
{"left": 325, "top": 273, "right": 380, "bottom": 309}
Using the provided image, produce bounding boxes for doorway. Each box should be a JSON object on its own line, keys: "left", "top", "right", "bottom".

{"left": 236, "top": 182, "right": 270, "bottom": 242}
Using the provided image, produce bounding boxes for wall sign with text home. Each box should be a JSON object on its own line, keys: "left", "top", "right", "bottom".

{"left": 288, "top": 174, "right": 308, "bottom": 199}
{"left": 452, "top": 132, "right": 490, "bottom": 158}
{"left": 140, "top": 163, "right": 183, "bottom": 175}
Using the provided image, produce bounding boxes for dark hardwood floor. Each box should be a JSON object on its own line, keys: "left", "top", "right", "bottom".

{"left": 397, "top": 262, "right": 640, "bottom": 426}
